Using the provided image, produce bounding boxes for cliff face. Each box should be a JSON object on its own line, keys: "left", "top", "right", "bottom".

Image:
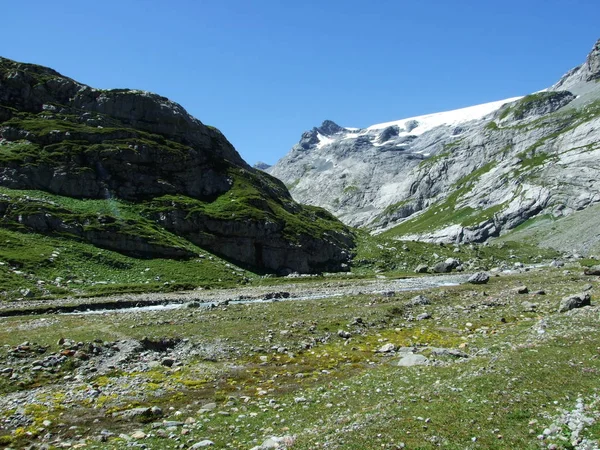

{"left": 0, "top": 57, "right": 355, "bottom": 273}
{"left": 268, "top": 39, "right": 600, "bottom": 253}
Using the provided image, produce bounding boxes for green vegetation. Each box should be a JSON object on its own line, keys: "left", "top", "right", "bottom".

{"left": 351, "top": 230, "right": 558, "bottom": 274}
{"left": 0, "top": 226, "right": 250, "bottom": 300}
{"left": 0, "top": 114, "right": 192, "bottom": 166}
{"left": 0, "top": 268, "right": 596, "bottom": 448}
{"left": 499, "top": 92, "right": 571, "bottom": 121}
{"left": 147, "top": 166, "right": 351, "bottom": 244}
{"left": 382, "top": 162, "right": 498, "bottom": 237}
{"left": 485, "top": 120, "right": 499, "bottom": 130}
{"left": 418, "top": 151, "right": 450, "bottom": 168}
{"left": 511, "top": 91, "right": 571, "bottom": 120}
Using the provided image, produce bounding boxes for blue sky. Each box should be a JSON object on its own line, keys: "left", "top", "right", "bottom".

{"left": 1, "top": 1, "right": 599, "bottom": 165}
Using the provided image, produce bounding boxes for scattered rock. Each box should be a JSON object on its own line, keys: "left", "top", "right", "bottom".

{"left": 199, "top": 402, "right": 217, "bottom": 413}
{"left": 521, "top": 301, "right": 538, "bottom": 312}
{"left": 190, "top": 440, "right": 215, "bottom": 448}
{"left": 377, "top": 343, "right": 396, "bottom": 353}
{"left": 409, "top": 295, "right": 431, "bottom": 306}
{"left": 337, "top": 330, "right": 351, "bottom": 339}
{"left": 131, "top": 430, "right": 146, "bottom": 439}
{"left": 414, "top": 264, "right": 429, "bottom": 273}
{"left": 416, "top": 313, "right": 431, "bottom": 320}
{"left": 514, "top": 286, "right": 529, "bottom": 294}
{"left": 113, "top": 406, "right": 163, "bottom": 421}
{"left": 558, "top": 293, "right": 591, "bottom": 312}
{"left": 397, "top": 354, "right": 429, "bottom": 367}
{"left": 583, "top": 266, "right": 600, "bottom": 276}
{"left": 468, "top": 272, "right": 489, "bottom": 284}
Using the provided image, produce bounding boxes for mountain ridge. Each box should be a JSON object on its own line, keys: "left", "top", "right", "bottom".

{"left": 268, "top": 38, "right": 600, "bottom": 254}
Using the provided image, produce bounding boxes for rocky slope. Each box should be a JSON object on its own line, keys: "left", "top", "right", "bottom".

{"left": 268, "top": 39, "right": 600, "bottom": 254}
{"left": 0, "top": 57, "right": 354, "bottom": 274}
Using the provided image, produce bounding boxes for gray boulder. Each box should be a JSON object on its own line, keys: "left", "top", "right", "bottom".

{"left": 558, "top": 293, "right": 591, "bottom": 312}
{"left": 433, "top": 262, "right": 453, "bottom": 273}
{"left": 468, "top": 272, "right": 489, "bottom": 284}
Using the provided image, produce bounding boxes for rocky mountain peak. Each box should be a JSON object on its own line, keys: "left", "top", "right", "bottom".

{"left": 585, "top": 38, "right": 600, "bottom": 81}
{"left": 296, "top": 120, "right": 346, "bottom": 150}
{"left": 316, "top": 120, "right": 345, "bottom": 136}
{"left": 552, "top": 38, "right": 600, "bottom": 90}
{"left": 253, "top": 161, "right": 271, "bottom": 170}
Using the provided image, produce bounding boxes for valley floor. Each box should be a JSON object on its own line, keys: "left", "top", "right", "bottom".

{"left": 0, "top": 266, "right": 599, "bottom": 449}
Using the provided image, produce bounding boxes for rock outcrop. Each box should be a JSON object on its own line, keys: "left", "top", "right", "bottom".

{"left": 0, "top": 57, "right": 355, "bottom": 273}
{"left": 268, "top": 39, "right": 600, "bottom": 254}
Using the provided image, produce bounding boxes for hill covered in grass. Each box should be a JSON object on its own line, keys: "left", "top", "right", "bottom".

{"left": 0, "top": 56, "right": 355, "bottom": 285}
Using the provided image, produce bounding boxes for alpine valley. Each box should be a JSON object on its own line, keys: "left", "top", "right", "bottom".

{"left": 3, "top": 40, "right": 600, "bottom": 450}
{"left": 268, "top": 39, "right": 600, "bottom": 255}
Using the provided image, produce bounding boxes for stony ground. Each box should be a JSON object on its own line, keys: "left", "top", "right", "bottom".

{"left": 0, "top": 265, "right": 599, "bottom": 449}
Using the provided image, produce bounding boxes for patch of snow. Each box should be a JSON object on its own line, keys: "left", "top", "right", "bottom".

{"left": 366, "top": 97, "right": 523, "bottom": 136}
{"left": 316, "top": 133, "right": 335, "bottom": 149}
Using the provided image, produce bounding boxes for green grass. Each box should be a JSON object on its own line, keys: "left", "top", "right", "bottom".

{"left": 147, "top": 166, "right": 352, "bottom": 245}
{"left": 418, "top": 151, "right": 451, "bottom": 168}
{"left": 351, "top": 230, "right": 559, "bottom": 274}
{"left": 382, "top": 162, "right": 498, "bottom": 237}
{"left": 485, "top": 120, "right": 499, "bottom": 130}
{"left": 0, "top": 268, "right": 597, "bottom": 449}
{"left": 0, "top": 226, "right": 251, "bottom": 300}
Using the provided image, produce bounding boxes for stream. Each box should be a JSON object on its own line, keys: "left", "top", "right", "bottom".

{"left": 0, "top": 273, "right": 472, "bottom": 317}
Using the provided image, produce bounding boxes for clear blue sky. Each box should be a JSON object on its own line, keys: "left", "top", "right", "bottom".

{"left": 1, "top": 0, "right": 598, "bottom": 165}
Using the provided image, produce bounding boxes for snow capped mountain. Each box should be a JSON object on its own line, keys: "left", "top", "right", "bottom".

{"left": 268, "top": 39, "right": 600, "bottom": 253}
{"left": 365, "top": 97, "right": 523, "bottom": 133}
{"left": 267, "top": 96, "right": 523, "bottom": 227}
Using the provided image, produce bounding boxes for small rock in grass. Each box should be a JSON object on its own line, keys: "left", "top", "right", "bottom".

{"left": 409, "top": 295, "right": 431, "bottom": 306}
{"left": 514, "top": 286, "right": 529, "bottom": 294}
{"left": 337, "top": 330, "right": 351, "bottom": 339}
{"left": 397, "top": 354, "right": 429, "bottom": 367}
{"left": 131, "top": 430, "right": 146, "bottom": 439}
{"left": 414, "top": 264, "right": 429, "bottom": 273}
{"left": 377, "top": 343, "right": 396, "bottom": 353}
{"left": 200, "top": 402, "right": 217, "bottom": 411}
{"left": 190, "top": 440, "right": 215, "bottom": 448}
{"left": 521, "top": 301, "right": 537, "bottom": 312}
{"left": 161, "top": 358, "right": 175, "bottom": 367}
{"left": 416, "top": 313, "right": 431, "bottom": 320}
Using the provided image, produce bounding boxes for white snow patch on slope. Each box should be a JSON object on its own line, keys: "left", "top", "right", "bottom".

{"left": 316, "top": 133, "right": 335, "bottom": 149}
{"left": 366, "top": 97, "right": 522, "bottom": 136}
